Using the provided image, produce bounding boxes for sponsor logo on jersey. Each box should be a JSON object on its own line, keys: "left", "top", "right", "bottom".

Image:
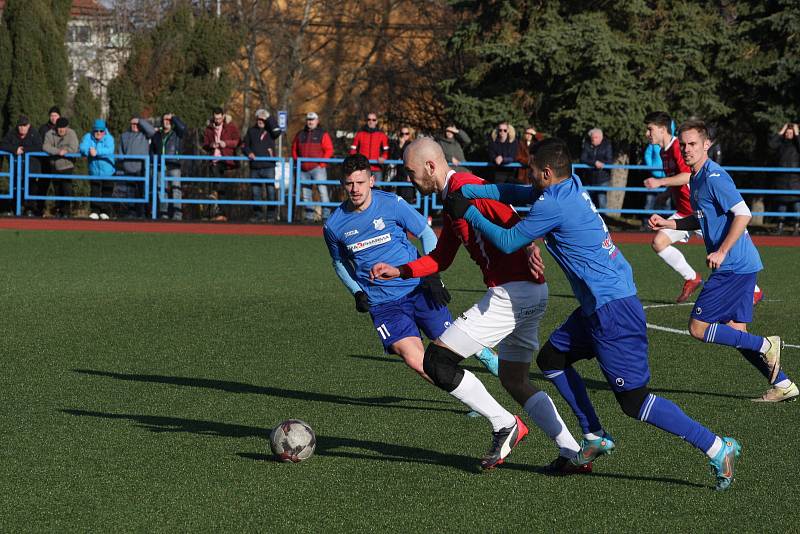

{"left": 709, "top": 172, "right": 720, "bottom": 178}
{"left": 344, "top": 229, "right": 359, "bottom": 237}
{"left": 372, "top": 217, "right": 386, "bottom": 230}
{"left": 695, "top": 209, "right": 705, "bottom": 220}
{"left": 347, "top": 233, "right": 391, "bottom": 252}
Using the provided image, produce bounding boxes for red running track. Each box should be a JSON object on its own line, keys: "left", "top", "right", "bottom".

{"left": 0, "top": 218, "right": 798, "bottom": 247}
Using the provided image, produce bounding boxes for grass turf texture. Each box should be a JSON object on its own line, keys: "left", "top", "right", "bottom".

{"left": 1, "top": 230, "right": 798, "bottom": 531}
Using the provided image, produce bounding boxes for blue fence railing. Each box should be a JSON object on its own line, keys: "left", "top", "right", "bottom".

{"left": 3, "top": 153, "right": 799, "bottom": 220}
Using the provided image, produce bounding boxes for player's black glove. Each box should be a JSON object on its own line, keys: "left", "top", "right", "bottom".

{"left": 354, "top": 291, "right": 370, "bottom": 313}
{"left": 443, "top": 190, "right": 471, "bottom": 220}
{"left": 422, "top": 274, "right": 451, "bottom": 306}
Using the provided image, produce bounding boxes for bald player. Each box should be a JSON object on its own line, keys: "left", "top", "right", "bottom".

{"left": 370, "top": 139, "right": 585, "bottom": 473}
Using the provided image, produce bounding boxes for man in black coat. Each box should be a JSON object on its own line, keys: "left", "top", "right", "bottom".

{"left": 243, "top": 108, "right": 282, "bottom": 222}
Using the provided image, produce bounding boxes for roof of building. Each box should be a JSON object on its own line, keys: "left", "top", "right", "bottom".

{"left": 0, "top": 0, "right": 108, "bottom": 17}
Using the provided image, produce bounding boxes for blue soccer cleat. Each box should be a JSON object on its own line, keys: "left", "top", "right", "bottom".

{"left": 475, "top": 347, "right": 499, "bottom": 377}
{"left": 571, "top": 433, "right": 616, "bottom": 466}
{"left": 709, "top": 437, "right": 741, "bottom": 491}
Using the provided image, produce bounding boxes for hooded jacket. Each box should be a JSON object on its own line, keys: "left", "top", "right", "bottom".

{"left": 202, "top": 114, "right": 241, "bottom": 169}
{"left": 79, "top": 129, "right": 116, "bottom": 176}
{"left": 349, "top": 127, "right": 389, "bottom": 171}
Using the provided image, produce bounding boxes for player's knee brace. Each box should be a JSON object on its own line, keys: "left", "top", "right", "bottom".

{"left": 536, "top": 341, "right": 568, "bottom": 372}
{"left": 614, "top": 387, "right": 650, "bottom": 419}
{"left": 423, "top": 343, "right": 465, "bottom": 393}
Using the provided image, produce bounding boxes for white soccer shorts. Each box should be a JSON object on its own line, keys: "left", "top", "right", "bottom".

{"left": 659, "top": 212, "right": 703, "bottom": 244}
{"left": 438, "top": 281, "right": 548, "bottom": 363}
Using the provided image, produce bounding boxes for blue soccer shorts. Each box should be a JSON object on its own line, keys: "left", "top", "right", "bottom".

{"left": 691, "top": 271, "right": 757, "bottom": 324}
{"left": 548, "top": 295, "right": 650, "bottom": 392}
{"left": 369, "top": 286, "right": 452, "bottom": 353}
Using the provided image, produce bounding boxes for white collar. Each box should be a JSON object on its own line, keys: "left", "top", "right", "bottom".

{"left": 442, "top": 169, "right": 457, "bottom": 196}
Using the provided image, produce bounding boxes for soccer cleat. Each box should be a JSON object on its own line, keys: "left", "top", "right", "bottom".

{"left": 676, "top": 274, "right": 703, "bottom": 303}
{"left": 99, "top": 213, "right": 110, "bottom": 220}
{"left": 761, "top": 336, "right": 783, "bottom": 383}
{"left": 753, "top": 288, "right": 764, "bottom": 306}
{"left": 709, "top": 437, "right": 741, "bottom": 491}
{"left": 571, "top": 433, "right": 615, "bottom": 466}
{"left": 89, "top": 212, "right": 100, "bottom": 220}
{"left": 480, "top": 415, "right": 528, "bottom": 470}
{"left": 751, "top": 382, "right": 799, "bottom": 403}
{"left": 475, "top": 347, "right": 499, "bottom": 377}
{"left": 543, "top": 455, "right": 593, "bottom": 476}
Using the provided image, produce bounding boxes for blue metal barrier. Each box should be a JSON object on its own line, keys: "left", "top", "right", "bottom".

{"left": 0, "top": 151, "right": 13, "bottom": 201}
{"left": 158, "top": 154, "right": 293, "bottom": 221}
{"left": 4, "top": 153, "right": 800, "bottom": 221}
{"left": 22, "top": 152, "right": 150, "bottom": 216}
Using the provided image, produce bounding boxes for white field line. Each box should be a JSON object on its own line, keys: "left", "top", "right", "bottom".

{"left": 644, "top": 301, "right": 799, "bottom": 349}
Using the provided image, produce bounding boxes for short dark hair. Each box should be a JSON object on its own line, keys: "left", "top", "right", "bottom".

{"left": 211, "top": 106, "right": 224, "bottom": 115}
{"left": 342, "top": 154, "right": 371, "bottom": 178}
{"left": 530, "top": 138, "right": 572, "bottom": 177}
{"left": 677, "top": 119, "right": 709, "bottom": 141}
{"left": 644, "top": 111, "right": 672, "bottom": 129}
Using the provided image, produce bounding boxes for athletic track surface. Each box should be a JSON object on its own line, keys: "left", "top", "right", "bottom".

{"left": 0, "top": 218, "right": 799, "bottom": 247}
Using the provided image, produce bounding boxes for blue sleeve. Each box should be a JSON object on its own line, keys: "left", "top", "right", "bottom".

{"left": 394, "top": 195, "right": 427, "bottom": 236}
{"left": 460, "top": 183, "right": 535, "bottom": 205}
{"left": 79, "top": 134, "right": 91, "bottom": 156}
{"left": 710, "top": 174, "right": 743, "bottom": 213}
{"left": 323, "top": 224, "right": 342, "bottom": 262}
{"left": 332, "top": 259, "right": 362, "bottom": 295}
{"left": 417, "top": 226, "right": 437, "bottom": 254}
{"left": 462, "top": 206, "right": 531, "bottom": 254}
{"left": 97, "top": 136, "right": 115, "bottom": 157}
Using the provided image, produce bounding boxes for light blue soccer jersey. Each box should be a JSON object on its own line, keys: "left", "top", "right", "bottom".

{"left": 324, "top": 190, "right": 427, "bottom": 305}
{"left": 462, "top": 175, "right": 636, "bottom": 315}
{"left": 690, "top": 159, "right": 762, "bottom": 274}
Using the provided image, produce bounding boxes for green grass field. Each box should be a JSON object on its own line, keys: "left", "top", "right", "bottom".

{"left": 1, "top": 229, "right": 798, "bottom": 532}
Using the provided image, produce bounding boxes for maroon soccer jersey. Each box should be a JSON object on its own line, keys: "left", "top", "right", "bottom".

{"left": 661, "top": 136, "right": 693, "bottom": 216}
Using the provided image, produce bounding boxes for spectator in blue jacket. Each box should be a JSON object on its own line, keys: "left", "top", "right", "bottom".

{"left": 79, "top": 119, "right": 115, "bottom": 220}
{"left": 579, "top": 128, "right": 613, "bottom": 210}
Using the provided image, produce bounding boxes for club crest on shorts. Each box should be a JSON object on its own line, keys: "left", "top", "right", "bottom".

{"left": 695, "top": 306, "right": 702, "bottom": 315}
{"left": 372, "top": 218, "right": 385, "bottom": 230}
{"left": 616, "top": 377, "right": 625, "bottom": 387}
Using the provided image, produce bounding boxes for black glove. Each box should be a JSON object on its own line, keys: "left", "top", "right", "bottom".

{"left": 422, "top": 274, "right": 451, "bottom": 306}
{"left": 354, "top": 291, "right": 370, "bottom": 313}
{"left": 443, "top": 190, "right": 471, "bottom": 219}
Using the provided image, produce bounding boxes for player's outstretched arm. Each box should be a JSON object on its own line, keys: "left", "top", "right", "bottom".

{"left": 460, "top": 183, "right": 535, "bottom": 205}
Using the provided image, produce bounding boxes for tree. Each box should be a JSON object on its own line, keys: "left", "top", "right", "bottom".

{"left": 1, "top": 0, "right": 70, "bottom": 129}
{"left": 71, "top": 76, "right": 102, "bottom": 137}
{"left": 108, "top": 2, "right": 240, "bottom": 134}
{"left": 0, "top": 15, "right": 11, "bottom": 134}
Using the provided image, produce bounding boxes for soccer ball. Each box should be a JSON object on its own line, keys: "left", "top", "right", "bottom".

{"left": 269, "top": 419, "right": 316, "bottom": 463}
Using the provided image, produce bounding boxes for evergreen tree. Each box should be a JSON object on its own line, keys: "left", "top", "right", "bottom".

{"left": 1, "top": 0, "right": 70, "bottom": 128}
{"left": 0, "top": 16, "right": 12, "bottom": 134}
{"left": 108, "top": 4, "right": 239, "bottom": 133}
{"left": 71, "top": 77, "right": 102, "bottom": 138}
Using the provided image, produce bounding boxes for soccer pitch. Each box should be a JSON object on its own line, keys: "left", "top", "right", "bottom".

{"left": 1, "top": 229, "right": 798, "bottom": 531}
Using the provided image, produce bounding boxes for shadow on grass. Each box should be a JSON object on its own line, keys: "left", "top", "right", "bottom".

{"left": 60, "top": 408, "right": 708, "bottom": 487}
{"left": 73, "top": 368, "right": 458, "bottom": 413}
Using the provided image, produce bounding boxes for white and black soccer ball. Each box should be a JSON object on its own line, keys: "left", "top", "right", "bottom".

{"left": 269, "top": 419, "right": 316, "bottom": 463}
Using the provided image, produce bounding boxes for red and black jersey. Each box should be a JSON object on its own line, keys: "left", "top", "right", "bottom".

{"left": 401, "top": 171, "right": 543, "bottom": 287}
{"left": 662, "top": 136, "right": 693, "bottom": 216}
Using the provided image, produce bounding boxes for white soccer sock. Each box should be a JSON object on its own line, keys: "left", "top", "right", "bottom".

{"left": 760, "top": 338, "right": 771, "bottom": 354}
{"left": 706, "top": 436, "right": 723, "bottom": 459}
{"left": 657, "top": 246, "right": 696, "bottom": 281}
{"left": 755, "top": 284, "right": 761, "bottom": 293}
{"left": 450, "top": 370, "right": 515, "bottom": 432}
{"left": 774, "top": 378, "right": 791, "bottom": 389}
{"left": 584, "top": 432, "right": 603, "bottom": 440}
{"left": 524, "top": 391, "right": 580, "bottom": 458}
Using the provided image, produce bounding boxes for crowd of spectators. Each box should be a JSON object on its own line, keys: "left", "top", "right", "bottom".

{"left": 0, "top": 106, "right": 798, "bottom": 229}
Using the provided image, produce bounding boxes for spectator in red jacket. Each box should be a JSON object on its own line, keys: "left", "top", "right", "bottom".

{"left": 202, "top": 107, "right": 241, "bottom": 221}
{"left": 349, "top": 112, "right": 389, "bottom": 181}
{"left": 292, "top": 111, "right": 334, "bottom": 222}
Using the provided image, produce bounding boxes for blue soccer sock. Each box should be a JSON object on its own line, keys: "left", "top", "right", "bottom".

{"left": 703, "top": 323, "right": 763, "bottom": 353}
{"left": 543, "top": 367, "right": 602, "bottom": 435}
{"left": 639, "top": 394, "right": 716, "bottom": 453}
{"left": 737, "top": 349, "right": 789, "bottom": 385}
